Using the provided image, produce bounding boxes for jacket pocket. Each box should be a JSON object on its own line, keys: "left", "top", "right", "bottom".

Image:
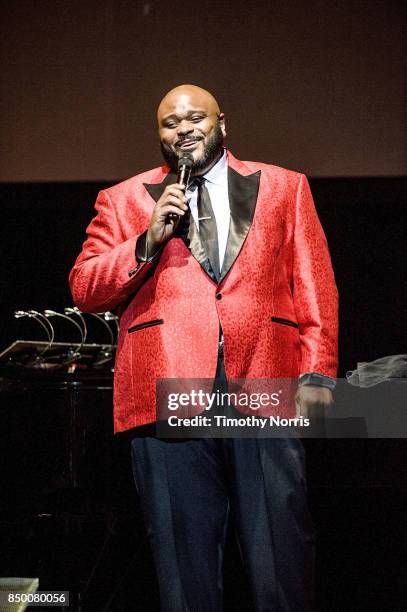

{"left": 128, "top": 318, "right": 164, "bottom": 334}
{"left": 271, "top": 316, "right": 299, "bottom": 329}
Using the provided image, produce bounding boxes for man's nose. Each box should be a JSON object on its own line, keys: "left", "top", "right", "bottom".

{"left": 176, "top": 120, "right": 194, "bottom": 136}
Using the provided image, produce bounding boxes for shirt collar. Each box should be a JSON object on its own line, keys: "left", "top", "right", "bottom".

{"left": 202, "top": 148, "right": 228, "bottom": 186}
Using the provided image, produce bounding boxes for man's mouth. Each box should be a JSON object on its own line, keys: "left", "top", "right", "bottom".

{"left": 176, "top": 139, "right": 202, "bottom": 150}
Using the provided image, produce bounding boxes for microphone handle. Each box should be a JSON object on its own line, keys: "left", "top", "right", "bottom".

{"left": 177, "top": 164, "right": 192, "bottom": 189}
{"left": 168, "top": 165, "right": 192, "bottom": 222}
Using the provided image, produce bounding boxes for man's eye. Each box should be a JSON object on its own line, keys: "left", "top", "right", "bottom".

{"left": 165, "top": 122, "right": 177, "bottom": 129}
{"left": 191, "top": 116, "right": 204, "bottom": 122}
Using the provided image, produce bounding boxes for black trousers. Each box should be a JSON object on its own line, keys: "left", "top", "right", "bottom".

{"left": 131, "top": 354, "right": 314, "bottom": 611}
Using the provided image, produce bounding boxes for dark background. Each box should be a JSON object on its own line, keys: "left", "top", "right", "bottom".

{"left": 1, "top": 1, "right": 406, "bottom": 610}
{"left": 1, "top": 0, "right": 406, "bottom": 181}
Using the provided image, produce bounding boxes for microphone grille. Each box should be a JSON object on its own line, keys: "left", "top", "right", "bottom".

{"left": 177, "top": 152, "right": 194, "bottom": 169}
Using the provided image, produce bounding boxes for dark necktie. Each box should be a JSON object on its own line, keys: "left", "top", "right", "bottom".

{"left": 195, "top": 178, "right": 220, "bottom": 280}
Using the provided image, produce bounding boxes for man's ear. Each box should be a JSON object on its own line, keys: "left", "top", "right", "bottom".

{"left": 219, "top": 112, "right": 227, "bottom": 138}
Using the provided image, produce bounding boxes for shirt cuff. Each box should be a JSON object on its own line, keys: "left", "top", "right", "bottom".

{"left": 135, "top": 231, "right": 163, "bottom": 264}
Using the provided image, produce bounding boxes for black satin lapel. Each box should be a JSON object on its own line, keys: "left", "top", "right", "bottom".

{"left": 144, "top": 173, "right": 218, "bottom": 283}
{"left": 143, "top": 171, "right": 177, "bottom": 202}
{"left": 220, "top": 168, "right": 261, "bottom": 282}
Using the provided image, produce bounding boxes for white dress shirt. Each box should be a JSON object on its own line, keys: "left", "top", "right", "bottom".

{"left": 186, "top": 149, "right": 230, "bottom": 271}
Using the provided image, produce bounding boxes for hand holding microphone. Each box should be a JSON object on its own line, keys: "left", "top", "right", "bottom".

{"left": 146, "top": 152, "right": 194, "bottom": 250}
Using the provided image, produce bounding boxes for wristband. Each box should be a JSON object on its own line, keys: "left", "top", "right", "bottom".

{"left": 298, "top": 372, "right": 336, "bottom": 391}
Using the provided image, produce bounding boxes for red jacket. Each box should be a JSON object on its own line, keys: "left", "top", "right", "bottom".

{"left": 69, "top": 151, "right": 338, "bottom": 433}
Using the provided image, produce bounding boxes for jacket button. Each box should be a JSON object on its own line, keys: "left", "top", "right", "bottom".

{"left": 215, "top": 292, "right": 222, "bottom": 300}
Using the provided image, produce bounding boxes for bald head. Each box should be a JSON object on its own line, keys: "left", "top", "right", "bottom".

{"left": 157, "top": 84, "right": 226, "bottom": 176}
{"left": 157, "top": 84, "right": 221, "bottom": 124}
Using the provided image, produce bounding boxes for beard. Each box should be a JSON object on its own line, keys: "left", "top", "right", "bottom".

{"left": 160, "top": 123, "right": 224, "bottom": 175}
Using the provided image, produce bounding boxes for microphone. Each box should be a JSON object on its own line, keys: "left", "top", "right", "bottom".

{"left": 168, "top": 152, "right": 194, "bottom": 223}
{"left": 177, "top": 151, "right": 194, "bottom": 188}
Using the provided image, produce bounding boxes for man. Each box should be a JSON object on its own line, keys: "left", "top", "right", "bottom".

{"left": 70, "top": 84, "right": 338, "bottom": 611}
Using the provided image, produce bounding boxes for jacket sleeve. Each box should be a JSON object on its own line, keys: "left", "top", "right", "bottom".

{"left": 292, "top": 174, "right": 339, "bottom": 377}
{"left": 69, "top": 189, "right": 154, "bottom": 313}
